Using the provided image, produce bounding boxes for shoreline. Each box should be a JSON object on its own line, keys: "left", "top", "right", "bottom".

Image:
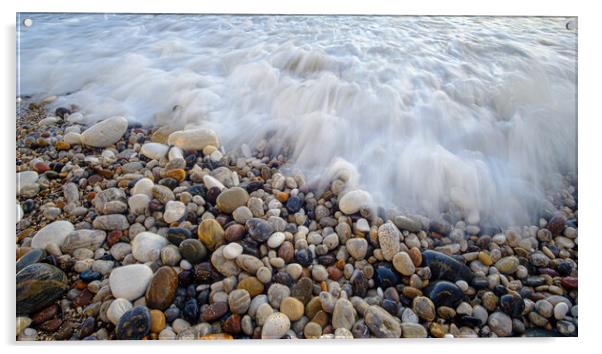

{"left": 16, "top": 98, "right": 578, "bottom": 339}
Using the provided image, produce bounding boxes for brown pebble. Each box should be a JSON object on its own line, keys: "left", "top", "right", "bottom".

{"left": 274, "top": 191, "right": 289, "bottom": 202}
{"left": 237, "top": 277, "right": 264, "bottom": 297}
{"left": 223, "top": 314, "right": 242, "bottom": 334}
{"left": 402, "top": 286, "right": 422, "bottom": 299}
{"left": 106, "top": 230, "right": 123, "bottom": 247}
{"left": 54, "top": 141, "right": 70, "bottom": 150}
{"left": 311, "top": 310, "right": 329, "bottom": 328}
{"left": 478, "top": 251, "right": 493, "bottom": 266}
{"left": 430, "top": 323, "right": 446, "bottom": 338}
{"left": 73, "top": 289, "right": 93, "bottom": 308}
{"left": 201, "top": 302, "right": 228, "bottom": 322}
{"left": 150, "top": 309, "right": 166, "bottom": 333}
{"left": 166, "top": 169, "right": 186, "bottom": 182}
{"left": 327, "top": 266, "right": 343, "bottom": 280}
{"left": 277, "top": 241, "right": 294, "bottom": 263}
{"left": 33, "top": 162, "right": 50, "bottom": 173}
{"left": 32, "top": 304, "right": 59, "bottom": 325}
{"left": 38, "top": 318, "right": 63, "bottom": 332}
{"left": 561, "top": 276, "right": 578, "bottom": 289}
{"left": 482, "top": 291, "right": 498, "bottom": 311}
{"left": 408, "top": 247, "right": 422, "bottom": 267}
{"left": 224, "top": 224, "right": 246, "bottom": 242}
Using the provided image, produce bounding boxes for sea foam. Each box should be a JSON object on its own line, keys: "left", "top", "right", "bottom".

{"left": 17, "top": 14, "right": 577, "bottom": 226}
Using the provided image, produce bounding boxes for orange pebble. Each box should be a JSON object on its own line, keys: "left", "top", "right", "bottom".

{"left": 200, "top": 333, "right": 233, "bottom": 340}
{"left": 166, "top": 169, "right": 186, "bottom": 182}
{"left": 274, "top": 191, "right": 289, "bottom": 202}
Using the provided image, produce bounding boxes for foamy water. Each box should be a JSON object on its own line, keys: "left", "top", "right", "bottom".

{"left": 17, "top": 14, "right": 577, "bottom": 226}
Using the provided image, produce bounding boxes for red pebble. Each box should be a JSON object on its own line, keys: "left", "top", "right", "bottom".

{"left": 106, "top": 230, "right": 123, "bottom": 247}
{"left": 33, "top": 162, "right": 50, "bottom": 173}
{"left": 561, "top": 276, "right": 578, "bottom": 290}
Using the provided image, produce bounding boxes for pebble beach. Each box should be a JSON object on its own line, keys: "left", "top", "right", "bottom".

{"left": 15, "top": 98, "right": 578, "bottom": 340}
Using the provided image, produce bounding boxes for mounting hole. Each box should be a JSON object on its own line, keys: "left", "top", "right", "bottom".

{"left": 23, "top": 18, "right": 33, "bottom": 27}
{"left": 566, "top": 19, "right": 576, "bottom": 31}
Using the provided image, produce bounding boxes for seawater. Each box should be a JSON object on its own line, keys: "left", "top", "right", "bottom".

{"left": 17, "top": 14, "right": 577, "bottom": 226}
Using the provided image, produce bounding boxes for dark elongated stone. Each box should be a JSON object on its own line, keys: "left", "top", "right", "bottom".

{"left": 373, "top": 263, "right": 400, "bottom": 289}
{"left": 116, "top": 306, "right": 151, "bottom": 340}
{"left": 17, "top": 263, "right": 69, "bottom": 315}
{"left": 16, "top": 249, "right": 45, "bottom": 273}
{"left": 426, "top": 281, "right": 465, "bottom": 308}
{"left": 422, "top": 250, "right": 474, "bottom": 282}
{"left": 350, "top": 269, "right": 369, "bottom": 297}
{"left": 146, "top": 266, "right": 178, "bottom": 310}
{"left": 183, "top": 298, "right": 200, "bottom": 323}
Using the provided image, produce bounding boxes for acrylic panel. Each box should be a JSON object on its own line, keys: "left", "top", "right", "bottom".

{"left": 15, "top": 13, "right": 578, "bottom": 340}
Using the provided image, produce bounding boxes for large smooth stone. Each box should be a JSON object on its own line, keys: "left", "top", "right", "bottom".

{"left": 146, "top": 267, "right": 178, "bottom": 310}
{"left": 131, "top": 178, "right": 154, "bottom": 197}
{"left": 488, "top": 311, "right": 512, "bottom": 337}
{"left": 179, "top": 239, "right": 208, "bottom": 264}
{"left": 16, "top": 264, "right": 69, "bottom": 315}
{"left": 63, "top": 132, "right": 82, "bottom": 145}
{"left": 197, "top": 218, "right": 225, "bottom": 251}
{"left": 61, "top": 229, "right": 106, "bottom": 253}
{"left": 332, "top": 298, "right": 356, "bottom": 330}
{"left": 211, "top": 245, "right": 240, "bottom": 277}
{"left": 163, "top": 200, "right": 186, "bottom": 223}
{"left": 393, "top": 215, "right": 422, "bottom": 232}
{"left": 216, "top": 187, "right": 249, "bottom": 214}
{"left": 109, "top": 264, "right": 153, "bottom": 301}
{"left": 92, "top": 214, "right": 129, "bottom": 230}
{"left": 338, "top": 190, "right": 372, "bottom": 214}
{"left": 140, "top": 143, "right": 169, "bottom": 160}
{"left": 31, "top": 220, "right": 74, "bottom": 250}
{"left": 81, "top": 116, "right": 128, "bottom": 147}
{"left": 346, "top": 238, "right": 368, "bottom": 260}
{"left": 426, "top": 281, "right": 465, "bottom": 308}
{"left": 128, "top": 194, "right": 150, "bottom": 214}
{"left": 422, "top": 250, "right": 474, "bottom": 282}
{"left": 94, "top": 188, "right": 127, "bottom": 214}
{"left": 167, "top": 128, "right": 219, "bottom": 151}
{"left": 261, "top": 312, "right": 290, "bottom": 339}
{"left": 378, "top": 222, "right": 401, "bottom": 261}
{"left": 116, "top": 306, "right": 151, "bottom": 340}
{"left": 364, "top": 305, "right": 401, "bottom": 338}
{"left": 131, "top": 232, "right": 168, "bottom": 262}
